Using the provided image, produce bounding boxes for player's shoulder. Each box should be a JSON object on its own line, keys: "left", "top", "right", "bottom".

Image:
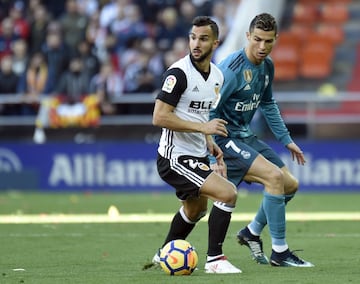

{"left": 170, "top": 55, "right": 191, "bottom": 71}
{"left": 210, "top": 61, "right": 224, "bottom": 78}
{"left": 218, "top": 49, "right": 246, "bottom": 74}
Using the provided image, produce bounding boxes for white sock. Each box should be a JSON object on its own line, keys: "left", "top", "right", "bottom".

{"left": 207, "top": 254, "right": 224, "bottom": 262}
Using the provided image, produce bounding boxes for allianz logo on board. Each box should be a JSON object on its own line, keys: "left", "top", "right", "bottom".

{"left": 0, "top": 148, "right": 22, "bottom": 172}
{"left": 49, "top": 153, "right": 164, "bottom": 186}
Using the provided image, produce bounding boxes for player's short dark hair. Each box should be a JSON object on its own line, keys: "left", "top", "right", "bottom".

{"left": 192, "top": 16, "right": 219, "bottom": 39}
{"left": 249, "top": 13, "right": 277, "bottom": 34}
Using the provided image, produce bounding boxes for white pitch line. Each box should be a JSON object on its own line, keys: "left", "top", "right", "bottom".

{"left": 0, "top": 212, "right": 359, "bottom": 224}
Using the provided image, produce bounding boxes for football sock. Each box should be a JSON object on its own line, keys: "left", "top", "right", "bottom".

{"left": 207, "top": 202, "right": 234, "bottom": 257}
{"left": 248, "top": 192, "right": 296, "bottom": 236}
{"left": 262, "top": 191, "right": 287, "bottom": 249}
{"left": 162, "top": 207, "right": 195, "bottom": 247}
{"left": 206, "top": 254, "right": 224, "bottom": 262}
{"left": 248, "top": 199, "right": 266, "bottom": 236}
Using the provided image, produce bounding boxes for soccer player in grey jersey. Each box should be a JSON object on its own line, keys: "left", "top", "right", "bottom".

{"left": 150, "top": 16, "right": 241, "bottom": 273}
{"left": 210, "top": 13, "right": 314, "bottom": 267}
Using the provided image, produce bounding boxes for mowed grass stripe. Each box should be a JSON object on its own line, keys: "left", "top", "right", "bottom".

{"left": 0, "top": 212, "right": 359, "bottom": 224}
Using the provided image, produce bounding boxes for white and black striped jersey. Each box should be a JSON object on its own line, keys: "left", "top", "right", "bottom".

{"left": 156, "top": 54, "right": 224, "bottom": 159}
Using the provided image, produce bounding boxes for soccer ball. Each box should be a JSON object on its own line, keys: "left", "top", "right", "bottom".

{"left": 159, "top": 239, "right": 198, "bottom": 276}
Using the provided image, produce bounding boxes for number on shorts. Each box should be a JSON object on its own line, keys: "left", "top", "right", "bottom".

{"left": 225, "top": 140, "right": 241, "bottom": 153}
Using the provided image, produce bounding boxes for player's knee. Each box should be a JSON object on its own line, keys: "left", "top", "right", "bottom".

{"left": 263, "top": 167, "right": 285, "bottom": 194}
{"left": 223, "top": 183, "right": 238, "bottom": 205}
{"left": 285, "top": 176, "right": 299, "bottom": 194}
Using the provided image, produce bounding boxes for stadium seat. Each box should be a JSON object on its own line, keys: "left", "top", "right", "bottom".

{"left": 304, "top": 30, "right": 336, "bottom": 54}
{"left": 273, "top": 60, "right": 299, "bottom": 81}
{"left": 292, "top": 3, "right": 319, "bottom": 25}
{"left": 272, "top": 34, "right": 299, "bottom": 81}
{"left": 316, "top": 23, "right": 345, "bottom": 45}
{"left": 319, "top": 3, "right": 349, "bottom": 24}
{"left": 299, "top": 41, "right": 334, "bottom": 79}
{"left": 288, "top": 23, "right": 313, "bottom": 44}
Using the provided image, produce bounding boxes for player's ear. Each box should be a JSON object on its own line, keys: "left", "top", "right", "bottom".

{"left": 213, "top": 39, "right": 220, "bottom": 49}
{"left": 246, "top": 31, "right": 251, "bottom": 40}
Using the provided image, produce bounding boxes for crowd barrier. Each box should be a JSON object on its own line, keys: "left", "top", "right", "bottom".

{"left": 0, "top": 140, "right": 359, "bottom": 192}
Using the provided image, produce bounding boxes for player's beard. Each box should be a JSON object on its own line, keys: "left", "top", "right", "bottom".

{"left": 190, "top": 47, "right": 213, "bottom": 63}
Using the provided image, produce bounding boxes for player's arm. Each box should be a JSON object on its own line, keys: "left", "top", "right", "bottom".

{"left": 153, "top": 100, "right": 228, "bottom": 136}
{"left": 207, "top": 135, "right": 227, "bottom": 178}
{"left": 153, "top": 68, "right": 228, "bottom": 136}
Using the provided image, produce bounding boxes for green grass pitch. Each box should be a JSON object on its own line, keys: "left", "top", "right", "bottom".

{"left": 0, "top": 191, "right": 359, "bottom": 284}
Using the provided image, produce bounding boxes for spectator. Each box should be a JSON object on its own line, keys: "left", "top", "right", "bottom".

{"left": 76, "top": 0, "right": 99, "bottom": 17}
{"left": 0, "top": 17, "right": 20, "bottom": 60}
{"left": 41, "top": 26, "right": 70, "bottom": 93}
{"left": 26, "top": 0, "right": 43, "bottom": 21}
{"left": 11, "top": 38, "right": 29, "bottom": 77}
{"left": 155, "top": 6, "right": 186, "bottom": 51}
{"left": 109, "top": 3, "right": 149, "bottom": 55}
{"left": 58, "top": 0, "right": 89, "bottom": 57}
{"left": 178, "top": 0, "right": 197, "bottom": 34}
{"left": 89, "top": 60, "right": 124, "bottom": 115}
{"left": 99, "top": 0, "right": 131, "bottom": 29}
{"left": 140, "top": 37, "right": 166, "bottom": 90}
{"left": 0, "top": 55, "right": 21, "bottom": 115}
{"left": 76, "top": 40, "right": 100, "bottom": 79}
{"left": 56, "top": 56, "right": 90, "bottom": 104}
{"left": 211, "top": 1, "right": 234, "bottom": 45}
{"left": 18, "top": 52, "right": 51, "bottom": 115}
{"left": 85, "top": 10, "right": 109, "bottom": 63}
{"left": 8, "top": 1, "right": 30, "bottom": 40}
{"left": 123, "top": 50, "right": 156, "bottom": 94}
{"left": 28, "top": 4, "right": 50, "bottom": 54}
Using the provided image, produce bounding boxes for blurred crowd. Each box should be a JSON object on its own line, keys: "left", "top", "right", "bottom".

{"left": 0, "top": 0, "right": 238, "bottom": 116}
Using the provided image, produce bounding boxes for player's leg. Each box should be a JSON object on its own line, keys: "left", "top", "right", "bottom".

{"left": 161, "top": 196, "right": 208, "bottom": 247}
{"left": 244, "top": 157, "right": 313, "bottom": 267}
{"left": 238, "top": 139, "right": 295, "bottom": 253}
{"left": 200, "top": 172, "right": 242, "bottom": 273}
{"left": 151, "top": 155, "right": 208, "bottom": 265}
{"left": 242, "top": 155, "right": 288, "bottom": 253}
{"left": 217, "top": 138, "right": 274, "bottom": 264}
{"left": 242, "top": 153, "right": 299, "bottom": 242}
{"left": 151, "top": 197, "right": 207, "bottom": 266}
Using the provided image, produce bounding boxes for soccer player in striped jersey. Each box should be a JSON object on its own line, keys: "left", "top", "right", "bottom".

{"left": 150, "top": 16, "right": 241, "bottom": 273}
{"left": 210, "top": 13, "right": 314, "bottom": 267}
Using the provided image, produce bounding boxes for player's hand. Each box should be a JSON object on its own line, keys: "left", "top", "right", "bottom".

{"left": 212, "top": 157, "right": 227, "bottom": 178}
{"left": 202, "top": 118, "right": 228, "bottom": 137}
{"left": 209, "top": 143, "right": 227, "bottom": 178}
{"left": 286, "top": 142, "right": 306, "bottom": 165}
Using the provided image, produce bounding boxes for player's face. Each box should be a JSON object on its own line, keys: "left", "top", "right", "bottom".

{"left": 246, "top": 28, "right": 277, "bottom": 65}
{"left": 189, "top": 25, "right": 218, "bottom": 63}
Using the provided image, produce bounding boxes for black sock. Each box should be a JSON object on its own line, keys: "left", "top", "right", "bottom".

{"left": 207, "top": 205, "right": 231, "bottom": 257}
{"left": 162, "top": 210, "right": 195, "bottom": 247}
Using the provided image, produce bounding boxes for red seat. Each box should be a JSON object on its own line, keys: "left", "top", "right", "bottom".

{"left": 299, "top": 41, "right": 334, "bottom": 79}
{"left": 292, "top": 3, "right": 319, "bottom": 25}
{"left": 272, "top": 35, "right": 299, "bottom": 81}
{"left": 316, "top": 23, "right": 345, "bottom": 45}
{"left": 319, "top": 3, "right": 349, "bottom": 24}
